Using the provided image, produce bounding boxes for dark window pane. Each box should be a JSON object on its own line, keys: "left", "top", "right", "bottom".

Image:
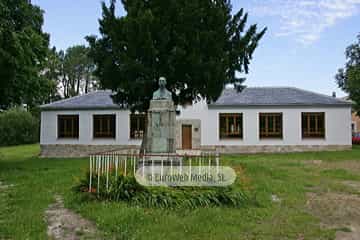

{"left": 219, "top": 113, "right": 243, "bottom": 139}
{"left": 310, "top": 115, "right": 316, "bottom": 132}
{"left": 236, "top": 116, "right": 242, "bottom": 135}
{"left": 130, "top": 114, "right": 146, "bottom": 139}
{"left": 260, "top": 115, "right": 266, "bottom": 131}
{"left": 58, "top": 115, "right": 79, "bottom": 138}
{"left": 93, "top": 115, "right": 116, "bottom": 138}
{"left": 219, "top": 115, "right": 226, "bottom": 138}
{"left": 259, "top": 113, "right": 282, "bottom": 138}
{"left": 268, "top": 116, "right": 274, "bottom": 131}
{"left": 228, "top": 117, "right": 235, "bottom": 133}
{"left": 302, "top": 112, "right": 325, "bottom": 138}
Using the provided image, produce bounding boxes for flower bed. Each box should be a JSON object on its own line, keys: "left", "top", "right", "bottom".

{"left": 75, "top": 173, "right": 252, "bottom": 209}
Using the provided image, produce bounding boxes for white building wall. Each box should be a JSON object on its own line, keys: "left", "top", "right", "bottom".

{"left": 40, "top": 110, "right": 142, "bottom": 146}
{"left": 178, "top": 102, "right": 352, "bottom": 146}
{"left": 41, "top": 103, "right": 352, "bottom": 147}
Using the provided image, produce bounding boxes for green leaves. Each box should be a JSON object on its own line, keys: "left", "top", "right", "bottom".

{"left": 0, "top": 108, "right": 39, "bottom": 146}
{"left": 88, "top": 0, "right": 266, "bottom": 111}
{"left": 336, "top": 34, "right": 360, "bottom": 114}
{"left": 62, "top": 45, "right": 96, "bottom": 97}
{"left": 0, "top": 0, "right": 51, "bottom": 109}
{"left": 76, "top": 173, "right": 251, "bottom": 209}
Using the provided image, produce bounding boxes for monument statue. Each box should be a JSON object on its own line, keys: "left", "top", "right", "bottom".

{"left": 152, "top": 77, "right": 172, "bottom": 100}
{"left": 143, "top": 76, "right": 176, "bottom": 155}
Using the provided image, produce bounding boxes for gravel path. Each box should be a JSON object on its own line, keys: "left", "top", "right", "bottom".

{"left": 45, "top": 195, "right": 103, "bottom": 240}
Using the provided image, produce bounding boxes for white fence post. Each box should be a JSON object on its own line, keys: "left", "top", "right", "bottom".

{"left": 89, "top": 151, "right": 219, "bottom": 193}
{"left": 189, "top": 156, "right": 192, "bottom": 178}
{"left": 208, "top": 153, "right": 211, "bottom": 172}
{"left": 216, "top": 152, "right": 220, "bottom": 174}
{"left": 161, "top": 157, "right": 164, "bottom": 179}
{"left": 198, "top": 155, "right": 202, "bottom": 175}
{"left": 142, "top": 150, "right": 145, "bottom": 178}
{"left": 133, "top": 153, "right": 136, "bottom": 175}
{"left": 97, "top": 155, "right": 100, "bottom": 194}
{"left": 179, "top": 155, "right": 182, "bottom": 174}
{"left": 124, "top": 154, "right": 127, "bottom": 176}
{"left": 170, "top": 156, "right": 173, "bottom": 176}
{"left": 89, "top": 155, "right": 92, "bottom": 192}
{"left": 106, "top": 155, "right": 109, "bottom": 192}
{"left": 115, "top": 155, "right": 119, "bottom": 178}
{"left": 151, "top": 158, "right": 154, "bottom": 186}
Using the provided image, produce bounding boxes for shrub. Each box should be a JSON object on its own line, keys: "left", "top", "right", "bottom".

{"left": 0, "top": 108, "right": 39, "bottom": 146}
{"left": 75, "top": 172, "right": 252, "bottom": 209}
{"left": 352, "top": 137, "right": 360, "bottom": 145}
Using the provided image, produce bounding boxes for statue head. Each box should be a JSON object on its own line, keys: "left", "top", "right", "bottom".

{"left": 159, "top": 77, "right": 166, "bottom": 89}
{"left": 153, "top": 76, "right": 172, "bottom": 100}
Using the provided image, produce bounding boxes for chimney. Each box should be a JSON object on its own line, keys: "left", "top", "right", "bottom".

{"left": 332, "top": 92, "right": 336, "bottom": 98}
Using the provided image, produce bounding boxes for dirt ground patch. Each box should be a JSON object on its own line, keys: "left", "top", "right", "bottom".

{"left": 307, "top": 186, "right": 360, "bottom": 240}
{"left": 342, "top": 181, "right": 360, "bottom": 192}
{"left": 305, "top": 159, "right": 360, "bottom": 239}
{"left": 45, "top": 196, "right": 102, "bottom": 240}
{"left": 303, "top": 160, "right": 360, "bottom": 174}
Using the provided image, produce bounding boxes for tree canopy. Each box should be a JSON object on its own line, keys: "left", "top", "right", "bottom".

{"left": 43, "top": 45, "right": 98, "bottom": 99}
{"left": 336, "top": 34, "right": 360, "bottom": 115}
{"left": 88, "top": 0, "right": 266, "bottom": 111}
{"left": 61, "top": 45, "right": 97, "bottom": 97}
{"left": 0, "top": 0, "right": 52, "bottom": 109}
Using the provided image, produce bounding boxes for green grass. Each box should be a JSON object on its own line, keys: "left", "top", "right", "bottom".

{"left": 1, "top": 144, "right": 360, "bottom": 239}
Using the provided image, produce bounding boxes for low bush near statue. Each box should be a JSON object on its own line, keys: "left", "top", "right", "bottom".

{"left": 75, "top": 172, "right": 252, "bottom": 208}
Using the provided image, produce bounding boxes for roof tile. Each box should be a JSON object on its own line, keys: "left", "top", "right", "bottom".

{"left": 41, "top": 87, "right": 351, "bottom": 110}
{"left": 211, "top": 87, "right": 350, "bottom": 106}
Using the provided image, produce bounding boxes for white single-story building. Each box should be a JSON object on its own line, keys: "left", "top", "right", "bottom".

{"left": 40, "top": 87, "right": 352, "bottom": 157}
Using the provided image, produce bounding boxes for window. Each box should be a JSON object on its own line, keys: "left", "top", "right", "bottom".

{"left": 130, "top": 114, "right": 146, "bottom": 139}
{"left": 302, "top": 112, "right": 325, "bottom": 138}
{"left": 259, "top": 113, "right": 283, "bottom": 139}
{"left": 93, "top": 115, "right": 116, "bottom": 138}
{"left": 219, "top": 113, "right": 243, "bottom": 139}
{"left": 58, "top": 115, "right": 79, "bottom": 138}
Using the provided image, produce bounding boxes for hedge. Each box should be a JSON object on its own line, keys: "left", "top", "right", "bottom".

{"left": 0, "top": 108, "right": 39, "bottom": 146}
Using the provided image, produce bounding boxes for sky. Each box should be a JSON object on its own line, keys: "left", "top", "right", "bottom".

{"left": 32, "top": 0, "right": 360, "bottom": 97}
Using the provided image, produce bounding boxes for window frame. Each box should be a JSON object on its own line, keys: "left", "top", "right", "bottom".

{"left": 130, "top": 113, "right": 146, "bottom": 139}
{"left": 93, "top": 114, "right": 116, "bottom": 139}
{"left": 219, "top": 113, "right": 243, "bottom": 139}
{"left": 57, "top": 115, "right": 79, "bottom": 139}
{"left": 301, "top": 112, "right": 325, "bottom": 139}
{"left": 259, "top": 113, "right": 283, "bottom": 139}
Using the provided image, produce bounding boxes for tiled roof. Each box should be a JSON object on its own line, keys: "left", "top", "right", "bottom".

{"left": 210, "top": 87, "right": 351, "bottom": 107}
{"left": 40, "top": 90, "right": 123, "bottom": 110}
{"left": 41, "top": 87, "right": 351, "bottom": 110}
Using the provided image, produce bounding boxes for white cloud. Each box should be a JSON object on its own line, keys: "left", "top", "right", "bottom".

{"left": 250, "top": 0, "right": 360, "bottom": 45}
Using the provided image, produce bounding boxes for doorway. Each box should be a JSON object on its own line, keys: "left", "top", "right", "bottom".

{"left": 182, "top": 125, "right": 192, "bottom": 149}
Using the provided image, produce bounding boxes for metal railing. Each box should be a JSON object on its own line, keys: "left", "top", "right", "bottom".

{"left": 88, "top": 151, "right": 220, "bottom": 192}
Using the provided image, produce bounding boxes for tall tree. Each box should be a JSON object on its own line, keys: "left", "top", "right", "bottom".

{"left": 336, "top": 34, "right": 360, "bottom": 114}
{"left": 41, "top": 47, "right": 62, "bottom": 102}
{"left": 87, "top": 0, "right": 266, "bottom": 111}
{"left": 62, "top": 45, "right": 97, "bottom": 98}
{"left": 0, "top": 0, "right": 52, "bottom": 109}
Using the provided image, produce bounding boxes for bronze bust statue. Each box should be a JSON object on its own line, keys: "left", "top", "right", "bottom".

{"left": 152, "top": 77, "right": 172, "bottom": 100}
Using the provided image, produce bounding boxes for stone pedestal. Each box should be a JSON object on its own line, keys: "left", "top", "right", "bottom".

{"left": 145, "top": 99, "right": 176, "bottom": 153}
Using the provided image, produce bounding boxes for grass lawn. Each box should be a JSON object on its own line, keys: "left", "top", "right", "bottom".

{"left": 1, "top": 144, "right": 360, "bottom": 239}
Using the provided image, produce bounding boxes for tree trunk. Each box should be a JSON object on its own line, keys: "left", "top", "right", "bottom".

{"left": 62, "top": 75, "right": 68, "bottom": 98}
{"left": 76, "top": 76, "right": 81, "bottom": 95}
{"left": 85, "top": 74, "right": 89, "bottom": 93}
